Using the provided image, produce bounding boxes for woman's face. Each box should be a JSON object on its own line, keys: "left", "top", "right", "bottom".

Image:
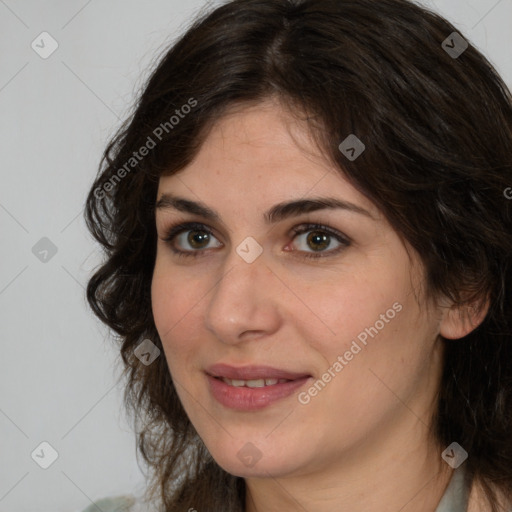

{"left": 151, "top": 99, "right": 445, "bottom": 481}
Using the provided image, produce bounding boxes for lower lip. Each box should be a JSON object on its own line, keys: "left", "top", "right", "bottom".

{"left": 207, "top": 374, "right": 311, "bottom": 411}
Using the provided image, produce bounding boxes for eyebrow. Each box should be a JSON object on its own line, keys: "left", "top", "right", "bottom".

{"left": 155, "top": 193, "right": 375, "bottom": 224}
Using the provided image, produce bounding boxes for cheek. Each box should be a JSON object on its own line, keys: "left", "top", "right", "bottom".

{"left": 301, "top": 265, "right": 409, "bottom": 354}
{"left": 151, "top": 243, "right": 209, "bottom": 321}
{"left": 150, "top": 263, "right": 200, "bottom": 356}
{"left": 317, "top": 287, "right": 434, "bottom": 409}
{"left": 301, "top": 254, "right": 432, "bottom": 390}
{"left": 296, "top": 289, "right": 434, "bottom": 443}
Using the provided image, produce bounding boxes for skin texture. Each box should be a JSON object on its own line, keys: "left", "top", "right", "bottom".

{"left": 151, "top": 99, "right": 488, "bottom": 512}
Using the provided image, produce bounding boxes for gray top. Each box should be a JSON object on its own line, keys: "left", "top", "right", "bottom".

{"left": 79, "top": 494, "right": 143, "bottom": 512}
{"left": 79, "top": 466, "right": 471, "bottom": 512}
{"left": 435, "top": 466, "right": 471, "bottom": 512}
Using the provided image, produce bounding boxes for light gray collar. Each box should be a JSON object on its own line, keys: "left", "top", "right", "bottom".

{"left": 434, "top": 466, "right": 470, "bottom": 512}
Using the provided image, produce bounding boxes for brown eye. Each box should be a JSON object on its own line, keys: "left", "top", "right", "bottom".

{"left": 305, "top": 231, "right": 330, "bottom": 252}
{"left": 162, "top": 222, "right": 222, "bottom": 258}
{"left": 289, "top": 223, "right": 351, "bottom": 259}
{"left": 186, "top": 230, "right": 211, "bottom": 249}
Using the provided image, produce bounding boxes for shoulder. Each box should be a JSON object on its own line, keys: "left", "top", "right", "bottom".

{"left": 79, "top": 495, "right": 137, "bottom": 512}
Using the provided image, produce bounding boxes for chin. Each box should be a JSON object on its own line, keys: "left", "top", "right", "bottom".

{"left": 206, "top": 442, "right": 302, "bottom": 479}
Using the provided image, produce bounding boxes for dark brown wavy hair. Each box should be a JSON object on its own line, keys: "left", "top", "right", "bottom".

{"left": 84, "top": 0, "right": 512, "bottom": 510}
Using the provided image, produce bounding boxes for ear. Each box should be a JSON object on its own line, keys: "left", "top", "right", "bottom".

{"left": 439, "top": 295, "right": 490, "bottom": 340}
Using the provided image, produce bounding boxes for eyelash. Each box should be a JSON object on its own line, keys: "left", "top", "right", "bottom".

{"left": 161, "top": 221, "right": 351, "bottom": 260}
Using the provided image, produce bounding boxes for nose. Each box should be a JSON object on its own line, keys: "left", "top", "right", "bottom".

{"left": 204, "top": 248, "right": 282, "bottom": 344}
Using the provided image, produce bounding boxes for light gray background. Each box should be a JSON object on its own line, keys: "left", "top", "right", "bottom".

{"left": 0, "top": 1, "right": 510, "bottom": 511}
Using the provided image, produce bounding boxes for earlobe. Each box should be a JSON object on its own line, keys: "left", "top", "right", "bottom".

{"left": 439, "top": 297, "right": 490, "bottom": 340}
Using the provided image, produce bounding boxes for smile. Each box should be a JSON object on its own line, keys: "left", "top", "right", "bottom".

{"left": 220, "top": 377, "right": 291, "bottom": 387}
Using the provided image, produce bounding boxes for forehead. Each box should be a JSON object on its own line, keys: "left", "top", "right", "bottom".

{"left": 188, "top": 101, "right": 326, "bottom": 177}
{"left": 157, "top": 101, "right": 380, "bottom": 220}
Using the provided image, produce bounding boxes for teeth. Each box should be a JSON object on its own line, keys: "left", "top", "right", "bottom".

{"left": 221, "top": 377, "right": 289, "bottom": 387}
{"left": 231, "top": 379, "right": 248, "bottom": 387}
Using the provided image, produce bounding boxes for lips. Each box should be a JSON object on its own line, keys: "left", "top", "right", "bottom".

{"left": 205, "top": 363, "right": 313, "bottom": 410}
{"left": 206, "top": 363, "right": 311, "bottom": 381}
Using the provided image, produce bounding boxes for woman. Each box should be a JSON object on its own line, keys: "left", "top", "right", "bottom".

{"left": 83, "top": 0, "right": 512, "bottom": 510}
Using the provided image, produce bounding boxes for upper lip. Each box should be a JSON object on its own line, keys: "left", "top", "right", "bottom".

{"left": 206, "top": 363, "right": 311, "bottom": 381}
